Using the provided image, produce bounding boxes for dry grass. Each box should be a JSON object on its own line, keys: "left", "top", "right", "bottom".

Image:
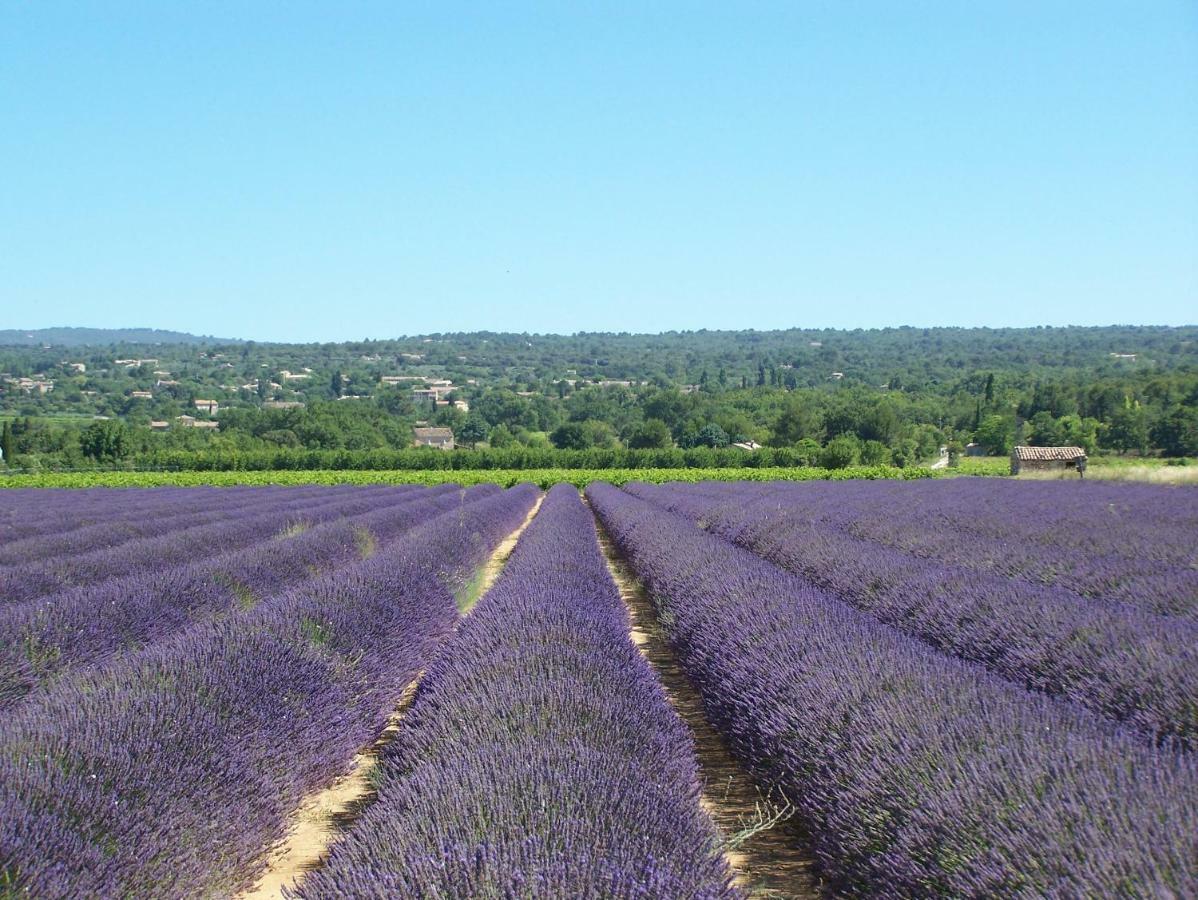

{"left": 1017, "top": 466, "right": 1198, "bottom": 484}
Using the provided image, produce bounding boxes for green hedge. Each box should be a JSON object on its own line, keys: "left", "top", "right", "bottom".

{"left": 129, "top": 445, "right": 833, "bottom": 472}
{"left": 0, "top": 465, "right": 932, "bottom": 490}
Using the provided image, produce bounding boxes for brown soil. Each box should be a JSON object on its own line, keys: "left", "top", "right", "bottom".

{"left": 237, "top": 678, "right": 422, "bottom": 899}
{"left": 238, "top": 491, "right": 545, "bottom": 899}
{"left": 459, "top": 493, "right": 544, "bottom": 612}
{"left": 590, "top": 507, "right": 822, "bottom": 899}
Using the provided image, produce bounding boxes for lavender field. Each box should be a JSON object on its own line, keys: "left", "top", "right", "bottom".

{"left": 1, "top": 479, "right": 1195, "bottom": 898}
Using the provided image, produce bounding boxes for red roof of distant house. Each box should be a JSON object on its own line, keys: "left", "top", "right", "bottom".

{"left": 1012, "top": 446, "right": 1086, "bottom": 461}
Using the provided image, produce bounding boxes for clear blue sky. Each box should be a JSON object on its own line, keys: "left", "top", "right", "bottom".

{"left": 2, "top": 2, "right": 1195, "bottom": 342}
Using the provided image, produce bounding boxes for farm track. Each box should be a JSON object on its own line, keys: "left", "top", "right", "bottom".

{"left": 460, "top": 492, "right": 545, "bottom": 612}
{"left": 237, "top": 490, "right": 545, "bottom": 899}
{"left": 590, "top": 506, "right": 822, "bottom": 899}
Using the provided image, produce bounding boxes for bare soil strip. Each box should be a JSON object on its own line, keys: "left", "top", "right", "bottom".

{"left": 238, "top": 492, "right": 545, "bottom": 899}
{"left": 589, "top": 508, "right": 822, "bottom": 899}
{"left": 458, "top": 493, "right": 544, "bottom": 613}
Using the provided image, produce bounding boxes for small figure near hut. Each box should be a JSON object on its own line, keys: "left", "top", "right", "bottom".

{"left": 1011, "top": 445, "right": 1087, "bottom": 476}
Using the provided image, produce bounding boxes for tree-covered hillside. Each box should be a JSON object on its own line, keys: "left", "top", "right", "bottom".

{"left": 2, "top": 325, "right": 1196, "bottom": 470}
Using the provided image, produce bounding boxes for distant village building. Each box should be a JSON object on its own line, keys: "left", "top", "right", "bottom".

{"left": 149, "top": 420, "right": 170, "bottom": 431}
{"left": 130, "top": 391, "right": 153, "bottom": 400}
{"left": 413, "top": 426, "right": 455, "bottom": 450}
{"left": 6, "top": 376, "right": 54, "bottom": 394}
{"left": 964, "top": 442, "right": 986, "bottom": 457}
{"left": 263, "top": 400, "right": 305, "bottom": 409}
{"left": 175, "top": 415, "right": 218, "bottom": 429}
{"left": 67, "top": 362, "right": 86, "bottom": 373}
{"left": 194, "top": 399, "right": 219, "bottom": 415}
{"left": 732, "top": 440, "right": 763, "bottom": 451}
{"left": 413, "top": 384, "right": 455, "bottom": 402}
{"left": 1011, "top": 446, "right": 1087, "bottom": 476}
{"left": 829, "top": 372, "right": 844, "bottom": 381}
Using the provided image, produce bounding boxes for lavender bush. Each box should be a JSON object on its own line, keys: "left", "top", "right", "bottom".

{"left": 0, "top": 484, "right": 491, "bottom": 709}
{"left": 0, "top": 484, "right": 426, "bottom": 603}
{"left": 625, "top": 480, "right": 1198, "bottom": 747}
{"left": 0, "top": 484, "right": 537, "bottom": 899}
{"left": 0, "top": 484, "right": 341, "bottom": 566}
{"left": 297, "top": 484, "right": 737, "bottom": 899}
{"left": 588, "top": 482, "right": 1198, "bottom": 897}
{"left": 643, "top": 479, "right": 1198, "bottom": 619}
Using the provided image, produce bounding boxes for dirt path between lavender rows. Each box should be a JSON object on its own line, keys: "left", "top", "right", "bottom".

{"left": 238, "top": 492, "right": 545, "bottom": 899}
{"left": 589, "top": 504, "right": 822, "bottom": 899}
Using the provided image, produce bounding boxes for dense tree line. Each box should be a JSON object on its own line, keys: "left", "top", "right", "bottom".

{"left": 2, "top": 326, "right": 1196, "bottom": 470}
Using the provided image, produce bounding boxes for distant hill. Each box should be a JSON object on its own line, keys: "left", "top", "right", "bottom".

{"left": 0, "top": 327, "right": 240, "bottom": 347}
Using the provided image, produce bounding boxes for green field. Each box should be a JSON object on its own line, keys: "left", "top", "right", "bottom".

{"left": 936, "top": 455, "right": 1198, "bottom": 481}
{"left": 0, "top": 465, "right": 931, "bottom": 489}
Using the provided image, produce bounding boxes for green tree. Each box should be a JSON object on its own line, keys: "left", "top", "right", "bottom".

{"left": 0, "top": 421, "right": 12, "bottom": 463}
{"left": 628, "top": 418, "right": 673, "bottom": 449}
{"left": 550, "top": 421, "right": 590, "bottom": 450}
{"left": 820, "top": 434, "right": 861, "bottom": 469}
{"left": 1028, "top": 411, "right": 1064, "bottom": 447}
{"left": 457, "top": 415, "right": 489, "bottom": 449}
{"left": 860, "top": 439, "right": 891, "bottom": 466}
{"left": 1102, "top": 405, "right": 1149, "bottom": 454}
{"left": 771, "top": 397, "right": 821, "bottom": 446}
{"left": 689, "top": 423, "right": 730, "bottom": 449}
{"left": 975, "top": 414, "right": 1015, "bottom": 456}
{"left": 1151, "top": 406, "right": 1198, "bottom": 457}
{"left": 79, "top": 419, "right": 131, "bottom": 463}
{"left": 488, "top": 423, "right": 516, "bottom": 448}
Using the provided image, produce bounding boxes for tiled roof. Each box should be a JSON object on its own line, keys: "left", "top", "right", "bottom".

{"left": 1012, "top": 445, "right": 1086, "bottom": 461}
{"left": 413, "top": 427, "right": 453, "bottom": 439}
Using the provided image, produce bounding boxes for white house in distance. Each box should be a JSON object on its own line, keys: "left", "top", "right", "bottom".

{"left": 412, "top": 426, "right": 454, "bottom": 450}
{"left": 194, "top": 399, "right": 219, "bottom": 415}
{"left": 176, "top": 415, "right": 218, "bottom": 429}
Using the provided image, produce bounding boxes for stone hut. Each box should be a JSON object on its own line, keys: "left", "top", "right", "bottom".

{"left": 413, "top": 426, "right": 455, "bottom": 450}
{"left": 1010, "top": 445, "right": 1087, "bottom": 476}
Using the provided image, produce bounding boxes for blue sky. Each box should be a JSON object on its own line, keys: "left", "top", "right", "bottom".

{"left": 2, "top": 1, "right": 1195, "bottom": 342}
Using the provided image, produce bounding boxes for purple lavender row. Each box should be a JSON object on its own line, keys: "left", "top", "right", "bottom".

{"left": 0, "top": 484, "right": 389, "bottom": 567}
{"left": 0, "top": 484, "right": 327, "bottom": 546}
{"left": 668, "top": 479, "right": 1198, "bottom": 620}
{"left": 0, "top": 483, "right": 404, "bottom": 580}
{"left": 587, "top": 483, "right": 1198, "bottom": 897}
{"left": 0, "top": 484, "right": 487, "bottom": 709}
{"left": 627, "top": 481, "right": 1198, "bottom": 748}
{"left": 0, "top": 484, "right": 538, "bottom": 899}
{"left": 0, "top": 483, "right": 438, "bottom": 604}
{"left": 296, "top": 484, "right": 736, "bottom": 899}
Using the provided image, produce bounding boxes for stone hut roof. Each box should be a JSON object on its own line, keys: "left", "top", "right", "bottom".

{"left": 1012, "top": 446, "right": 1086, "bottom": 461}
